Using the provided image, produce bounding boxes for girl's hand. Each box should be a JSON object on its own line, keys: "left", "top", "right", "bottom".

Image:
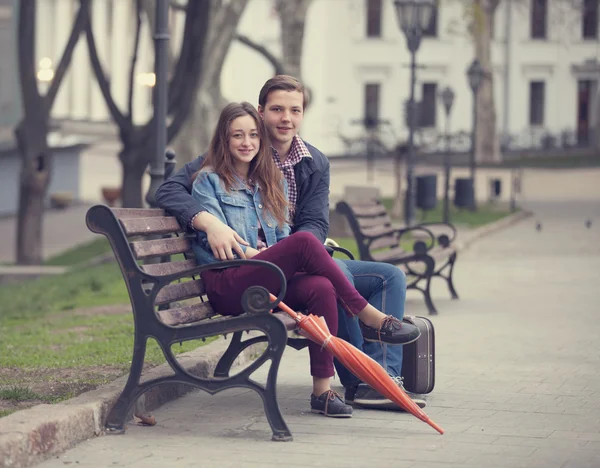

{"left": 244, "top": 247, "right": 261, "bottom": 259}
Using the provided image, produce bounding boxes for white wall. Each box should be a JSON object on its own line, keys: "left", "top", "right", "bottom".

{"left": 41, "top": 0, "right": 600, "bottom": 155}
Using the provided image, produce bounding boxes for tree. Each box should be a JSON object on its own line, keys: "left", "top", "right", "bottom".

{"left": 14, "top": 0, "right": 91, "bottom": 265}
{"left": 85, "top": 0, "right": 210, "bottom": 207}
{"left": 171, "top": 0, "right": 250, "bottom": 165}
{"left": 172, "top": 0, "right": 314, "bottom": 165}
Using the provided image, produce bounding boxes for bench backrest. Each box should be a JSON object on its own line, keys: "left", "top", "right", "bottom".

{"left": 335, "top": 199, "right": 402, "bottom": 260}
{"left": 85, "top": 205, "right": 216, "bottom": 327}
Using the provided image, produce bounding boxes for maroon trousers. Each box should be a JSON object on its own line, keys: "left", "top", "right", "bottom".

{"left": 201, "top": 232, "right": 369, "bottom": 378}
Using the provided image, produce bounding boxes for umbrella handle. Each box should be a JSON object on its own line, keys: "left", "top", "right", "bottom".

{"left": 269, "top": 293, "right": 302, "bottom": 321}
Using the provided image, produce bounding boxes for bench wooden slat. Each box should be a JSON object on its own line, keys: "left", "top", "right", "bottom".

{"left": 141, "top": 259, "right": 198, "bottom": 276}
{"left": 370, "top": 235, "right": 399, "bottom": 250}
{"left": 130, "top": 237, "right": 191, "bottom": 259}
{"left": 155, "top": 279, "right": 206, "bottom": 306}
{"left": 349, "top": 204, "right": 387, "bottom": 217}
{"left": 371, "top": 247, "right": 412, "bottom": 263}
{"left": 157, "top": 301, "right": 216, "bottom": 326}
{"left": 113, "top": 208, "right": 166, "bottom": 218}
{"left": 362, "top": 225, "right": 396, "bottom": 239}
{"left": 120, "top": 217, "right": 183, "bottom": 236}
{"left": 357, "top": 215, "right": 391, "bottom": 229}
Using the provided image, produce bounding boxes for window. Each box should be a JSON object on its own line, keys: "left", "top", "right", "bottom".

{"left": 529, "top": 81, "right": 545, "bottom": 126}
{"left": 364, "top": 83, "right": 380, "bottom": 128}
{"left": 419, "top": 83, "right": 437, "bottom": 128}
{"left": 531, "top": 0, "right": 547, "bottom": 39}
{"left": 583, "top": 0, "right": 598, "bottom": 39}
{"left": 366, "top": 0, "right": 382, "bottom": 38}
{"left": 422, "top": 6, "right": 438, "bottom": 37}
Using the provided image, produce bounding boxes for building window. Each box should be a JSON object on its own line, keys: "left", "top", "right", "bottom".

{"left": 531, "top": 0, "right": 547, "bottom": 39}
{"left": 419, "top": 83, "right": 437, "bottom": 128}
{"left": 364, "top": 83, "right": 380, "bottom": 128}
{"left": 366, "top": 0, "right": 382, "bottom": 38}
{"left": 529, "top": 81, "right": 545, "bottom": 126}
{"left": 422, "top": 6, "right": 438, "bottom": 37}
{"left": 583, "top": 0, "right": 598, "bottom": 39}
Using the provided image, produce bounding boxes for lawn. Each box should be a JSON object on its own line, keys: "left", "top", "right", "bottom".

{"left": 0, "top": 256, "right": 211, "bottom": 416}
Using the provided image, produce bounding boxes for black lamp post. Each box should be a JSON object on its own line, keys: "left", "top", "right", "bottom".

{"left": 393, "top": 0, "right": 435, "bottom": 227}
{"left": 439, "top": 86, "right": 455, "bottom": 224}
{"left": 466, "top": 58, "right": 484, "bottom": 209}
{"left": 145, "top": 0, "right": 169, "bottom": 208}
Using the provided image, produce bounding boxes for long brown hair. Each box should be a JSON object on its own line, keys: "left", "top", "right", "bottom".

{"left": 193, "top": 102, "right": 288, "bottom": 227}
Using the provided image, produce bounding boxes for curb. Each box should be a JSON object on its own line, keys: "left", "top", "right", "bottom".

{"left": 0, "top": 337, "right": 262, "bottom": 468}
{"left": 453, "top": 209, "right": 534, "bottom": 253}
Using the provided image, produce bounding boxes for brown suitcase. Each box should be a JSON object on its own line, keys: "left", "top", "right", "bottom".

{"left": 401, "top": 316, "right": 435, "bottom": 394}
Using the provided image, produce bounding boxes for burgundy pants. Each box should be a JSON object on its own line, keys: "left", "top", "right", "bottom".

{"left": 201, "top": 232, "right": 369, "bottom": 378}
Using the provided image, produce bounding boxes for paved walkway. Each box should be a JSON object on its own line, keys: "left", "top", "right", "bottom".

{"left": 34, "top": 199, "right": 600, "bottom": 468}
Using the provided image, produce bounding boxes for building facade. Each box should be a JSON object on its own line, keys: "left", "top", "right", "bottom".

{"left": 32, "top": 0, "right": 600, "bottom": 156}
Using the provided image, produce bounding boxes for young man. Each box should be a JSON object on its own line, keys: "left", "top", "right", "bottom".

{"left": 155, "top": 75, "right": 426, "bottom": 409}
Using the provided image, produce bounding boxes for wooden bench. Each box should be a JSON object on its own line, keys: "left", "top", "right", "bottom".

{"left": 85, "top": 204, "right": 310, "bottom": 442}
{"left": 335, "top": 199, "right": 460, "bottom": 315}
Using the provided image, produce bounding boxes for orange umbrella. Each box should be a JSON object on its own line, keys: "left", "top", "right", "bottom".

{"left": 270, "top": 294, "right": 444, "bottom": 435}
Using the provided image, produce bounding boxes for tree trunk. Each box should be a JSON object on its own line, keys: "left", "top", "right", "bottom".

{"left": 14, "top": 122, "right": 52, "bottom": 265}
{"left": 171, "top": 0, "right": 248, "bottom": 165}
{"left": 274, "top": 0, "right": 313, "bottom": 79}
{"left": 473, "top": 0, "right": 500, "bottom": 163}
{"left": 120, "top": 146, "right": 148, "bottom": 208}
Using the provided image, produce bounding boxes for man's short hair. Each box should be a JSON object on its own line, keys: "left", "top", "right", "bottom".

{"left": 258, "top": 75, "right": 308, "bottom": 109}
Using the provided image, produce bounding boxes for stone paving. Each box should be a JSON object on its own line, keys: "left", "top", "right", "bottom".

{"left": 33, "top": 199, "right": 600, "bottom": 468}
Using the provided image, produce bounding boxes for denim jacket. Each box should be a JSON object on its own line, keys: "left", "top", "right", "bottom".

{"left": 191, "top": 169, "right": 290, "bottom": 265}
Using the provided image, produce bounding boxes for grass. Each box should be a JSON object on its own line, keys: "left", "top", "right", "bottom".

{"left": 380, "top": 198, "right": 513, "bottom": 228}
{"left": 44, "top": 237, "right": 113, "bottom": 266}
{"left": 0, "top": 260, "right": 213, "bottom": 414}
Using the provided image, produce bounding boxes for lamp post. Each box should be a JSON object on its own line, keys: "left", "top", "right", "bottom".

{"left": 439, "top": 86, "right": 455, "bottom": 224}
{"left": 145, "top": 0, "right": 169, "bottom": 208}
{"left": 393, "top": 0, "right": 436, "bottom": 227}
{"left": 466, "top": 58, "right": 484, "bottom": 210}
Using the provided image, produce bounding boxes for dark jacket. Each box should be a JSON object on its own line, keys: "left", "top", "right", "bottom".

{"left": 155, "top": 141, "right": 331, "bottom": 244}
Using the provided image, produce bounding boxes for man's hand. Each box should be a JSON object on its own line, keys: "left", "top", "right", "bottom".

{"left": 244, "top": 247, "right": 261, "bottom": 259}
{"left": 194, "top": 212, "right": 249, "bottom": 260}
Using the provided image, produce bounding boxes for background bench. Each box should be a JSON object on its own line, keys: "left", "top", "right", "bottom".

{"left": 335, "top": 199, "right": 460, "bottom": 315}
{"left": 86, "top": 204, "right": 310, "bottom": 442}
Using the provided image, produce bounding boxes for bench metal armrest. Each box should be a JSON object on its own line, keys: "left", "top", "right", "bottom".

{"left": 417, "top": 222, "right": 457, "bottom": 247}
{"left": 392, "top": 225, "right": 436, "bottom": 253}
{"left": 151, "top": 259, "right": 288, "bottom": 312}
{"left": 324, "top": 238, "right": 355, "bottom": 260}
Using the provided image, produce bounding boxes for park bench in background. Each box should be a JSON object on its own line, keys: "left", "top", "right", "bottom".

{"left": 85, "top": 205, "right": 309, "bottom": 442}
{"left": 335, "top": 199, "right": 459, "bottom": 315}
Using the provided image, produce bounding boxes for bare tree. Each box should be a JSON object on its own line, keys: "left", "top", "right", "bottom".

{"left": 273, "top": 0, "right": 313, "bottom": 80}
{"left": 85, "top": 0, "right": 210, "bottom": 207}
{"left": 171, "top": 0, "right": 249, "bottom": 165}
{"left": 14, "top": 0, "right": 91, "bottom": 265}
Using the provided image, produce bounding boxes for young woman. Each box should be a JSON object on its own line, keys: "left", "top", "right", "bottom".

{"left": 191, "top": 102, "right": 419, "bottom": 418}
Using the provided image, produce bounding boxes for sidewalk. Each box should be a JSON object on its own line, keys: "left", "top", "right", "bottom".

{"left": 28, "top": 199, "right": 600, "bottom": 468}
{"left": 0, "top": 204, "right": 98, "bottom": 265}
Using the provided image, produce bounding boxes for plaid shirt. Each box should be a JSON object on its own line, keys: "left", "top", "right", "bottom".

{"left": 272, "top": 136, "right": 312, "bottom": 214}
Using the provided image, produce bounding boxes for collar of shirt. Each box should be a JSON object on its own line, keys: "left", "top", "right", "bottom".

{"left": 272, "top": 135, "right": 312, "bottom": 169}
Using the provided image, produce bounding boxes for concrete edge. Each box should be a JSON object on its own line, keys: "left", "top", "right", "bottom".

{"left": 0, "top": 336, "right": 263, "bottom": 468}
{"left": 453, "top": 209, "right": 534, "bottom": 253}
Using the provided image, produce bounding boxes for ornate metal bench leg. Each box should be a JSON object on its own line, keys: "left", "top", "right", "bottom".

{"left": 446, "top": 253, "right": 459, "bottom": 300}
{"left": 106, "top": 338, "right": 147, "bottom": 433}
{"left": 214, "top": 331, "right": 244, "bottom": 377}
{"left": 422, "top": 258, "right": 438, "bottom": 315}
{"left": 257, "top": 318, "right": 293, "bottom": 442}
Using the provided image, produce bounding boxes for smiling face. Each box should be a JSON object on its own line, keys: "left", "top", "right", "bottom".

{"left": 228, "top": 115, "right": 260, "bottom": 176}
{"left": 258, "top": 90, "right": 304, "bottom": 158}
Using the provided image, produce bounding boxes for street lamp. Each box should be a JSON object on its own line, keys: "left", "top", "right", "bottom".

{"left": 439, "top": 86, "right": 455, "bottom": 224}
{"left": 393, "top": 0, "right": 436, "bottom": 227}
{"left": 466, "top": 58, "right": 485, "bottom": 209}
{"left": 145, "top": 0, "right": 169, "bottom": 208}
